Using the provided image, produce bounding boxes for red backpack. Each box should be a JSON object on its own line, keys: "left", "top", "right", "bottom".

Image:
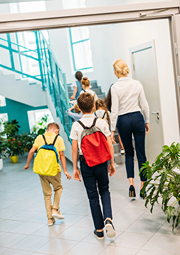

{"left": 78, "top": 118, "right": 112, "bottom": 167}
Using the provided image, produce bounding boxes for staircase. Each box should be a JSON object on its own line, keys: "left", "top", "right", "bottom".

{"left": 0, "top": 31, "right": 125, "bottom": 164}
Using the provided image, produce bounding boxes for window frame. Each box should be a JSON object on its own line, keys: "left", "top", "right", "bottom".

{"left": 69, "top": 28, "right": 93, "bottom": 71}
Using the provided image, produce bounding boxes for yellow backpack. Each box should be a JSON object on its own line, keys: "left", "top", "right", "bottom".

{"left": 33, "top": 135, "right": 59, "bottom": 176}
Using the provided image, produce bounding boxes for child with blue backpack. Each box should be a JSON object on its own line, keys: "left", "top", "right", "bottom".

{"left": 24, "top": 122, "right": 71, "bottom": 226}
{"left": 70, "top": 93, "right": 116, "bottom": 239}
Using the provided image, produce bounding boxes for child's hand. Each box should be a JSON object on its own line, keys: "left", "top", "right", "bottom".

{"left": 108, "top": 163, "right": 116, "bottom": 177}
{"left": 64, "top": 171, "right": 71, "bottom": 180}
{"left": 73, "top": 168, "right": 81, "bottom": 182}
{"left": 24, "top": 163, "right": 30, "bottom": 170}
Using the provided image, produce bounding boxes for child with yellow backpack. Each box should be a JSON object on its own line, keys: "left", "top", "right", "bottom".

{"left": 24, "top": 122, "right": 71, "bottom": 226}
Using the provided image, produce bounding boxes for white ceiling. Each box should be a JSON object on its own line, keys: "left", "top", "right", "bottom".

{"left": 0, "top": 0, "right": 48, "bottom": 3}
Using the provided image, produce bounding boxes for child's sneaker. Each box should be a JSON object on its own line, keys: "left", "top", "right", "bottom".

{"left": 48, "top": 218, "right": 55, "bottom": 226}
{"left": 105, "top": 219, "right": 116, "bottom": 238}
{"left": 94, "top": 230, "right": 104, "bottom": 239}
{"left": 52, "top": 209, "right": 64, "bottom": 219}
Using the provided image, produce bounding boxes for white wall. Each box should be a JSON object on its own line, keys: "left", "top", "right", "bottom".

{"left": 46, "top": 16, "right": 179, "bottom": 145}
{"left": 89, "top": 19, "right": 179, "bottom": 145}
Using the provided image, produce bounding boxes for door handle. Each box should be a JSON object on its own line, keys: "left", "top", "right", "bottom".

{"left": 151, "top": 111, "right": 159, "bottom": 120}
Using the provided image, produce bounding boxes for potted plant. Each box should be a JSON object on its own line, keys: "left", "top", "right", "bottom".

{"left": 5, "top": 137, "right": 24, "bottom": 163}
{"left": 33, "top": 114, "right": 52, "bottom": 135}
{"left": 20, "top": 132, "right": 37, "bottom": 152}
{"left": 140, "top": 142, "right": 180, "bottom": 231}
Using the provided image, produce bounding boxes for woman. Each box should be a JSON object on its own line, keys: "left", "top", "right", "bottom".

{"left": 111, "top": 59, "right": 150, "bottom": 198}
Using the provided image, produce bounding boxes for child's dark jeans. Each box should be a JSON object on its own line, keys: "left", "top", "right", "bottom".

{"left": 80, "top": 157, "right": 112, "bottom": 230}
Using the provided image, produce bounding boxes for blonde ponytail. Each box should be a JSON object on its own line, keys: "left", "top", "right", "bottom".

{"left": 113, "top": 59, "right": 130, "bottom": 75}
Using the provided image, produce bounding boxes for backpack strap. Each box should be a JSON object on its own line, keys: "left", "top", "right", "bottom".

{"left": 52, "top": 135, "right": 59, "bottom": 146}
{"left": 78, "top": 118, "right": 98, "bottom": 129}
{"left": 91, "top": 118, "right": 98, "bottom": 127}
{"left": 102, "top": 112, "right": 106, "bottom": 119}
{"left": 42, "top": 135, "right": 47, "bottom": 145}
{"left": 78, "top": 120, "right": 86, "bottom": 129}
{"left": 94, "top": 112, "right": 97, "bottom": 117}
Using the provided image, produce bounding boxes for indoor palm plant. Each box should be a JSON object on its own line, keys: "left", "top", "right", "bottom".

{"left": 140, "top": 142, "right": 180, "bottom": 231}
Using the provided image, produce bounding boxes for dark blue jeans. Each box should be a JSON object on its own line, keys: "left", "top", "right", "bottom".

{"left": 80, "top": 159, "right": 112, "bottom": 230}
{"left": 117, "top": 111, "right": 147, "bottom": 182}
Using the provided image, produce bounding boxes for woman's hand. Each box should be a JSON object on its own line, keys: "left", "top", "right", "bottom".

{"left": 111, "top": 131, "right": 116, "bottom": 144}
{"left": 145, "top": 123, "right": 150, "bottom": 135}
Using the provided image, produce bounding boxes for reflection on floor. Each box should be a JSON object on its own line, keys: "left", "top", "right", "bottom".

{"left": 0, "top": 156, "right": 180, "bottom": 255}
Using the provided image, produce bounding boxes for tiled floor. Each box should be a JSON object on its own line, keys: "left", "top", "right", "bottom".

{"left": 0, "top": 156, "right": 180, "bottom": 255}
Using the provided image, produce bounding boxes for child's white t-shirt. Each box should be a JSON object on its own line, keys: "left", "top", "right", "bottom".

{"left": 70, "top": 114, "right": 111, "bottom": 155}
{"left": 94, "top": 110, "right": 111, "bottom": 129}
{"left": 80, "top": 89, "right": 98, "bottom": 101}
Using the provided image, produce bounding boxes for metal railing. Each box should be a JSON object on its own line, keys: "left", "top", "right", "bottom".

{"left": 0, "top": 31, "right": 72, "bottom": 140}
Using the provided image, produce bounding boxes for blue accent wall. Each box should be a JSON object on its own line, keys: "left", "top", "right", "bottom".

{"left": 0, "top": 98, "right": 48, "bottom": 134}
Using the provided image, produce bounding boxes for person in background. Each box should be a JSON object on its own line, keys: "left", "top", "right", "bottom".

{"left": 94, "top": 99, "right": 111, "bottom": 128}
{"left": 70, "top": 71, "right": 83, "bottom": 100}
{"left": 80, "top": 77, "right": 98, "bottom": 101}
{"left": 105, "top": 85, "right": 125, "bottom": 154}
{"left": 66, "top": 104, "right": 82, "bottom": 122}
{"left": 24, "top": 123, "right": 71, "bottom": 226}
{"left": 111, "top": 59, "right": 150, "bottom": 198}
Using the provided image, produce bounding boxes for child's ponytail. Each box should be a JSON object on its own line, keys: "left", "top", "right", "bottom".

{"left": 96, "top": 99, "right": 110, "bottom": 127}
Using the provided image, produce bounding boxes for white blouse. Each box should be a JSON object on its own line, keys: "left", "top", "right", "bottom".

{"left": 111, "top": 77, "right": 150, "bottom": 131}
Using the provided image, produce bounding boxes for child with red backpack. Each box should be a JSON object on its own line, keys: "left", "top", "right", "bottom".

{"left": 70, "top": 93, "right": 116, "bottom": 239}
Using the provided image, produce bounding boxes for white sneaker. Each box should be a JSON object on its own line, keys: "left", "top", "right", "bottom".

{"left": 52, "top": 209, "right": 65, "bottom": 219}
{"left": 121, "top": 149, "right": 125, "bottom": 155}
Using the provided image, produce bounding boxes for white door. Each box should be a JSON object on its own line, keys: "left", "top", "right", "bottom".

{"left": 130, "top": 40, "right": 164, "bottom": 163}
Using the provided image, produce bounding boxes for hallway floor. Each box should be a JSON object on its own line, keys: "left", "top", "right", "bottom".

{"left": 0, "top": 156, "right": 180, "bottom": 255}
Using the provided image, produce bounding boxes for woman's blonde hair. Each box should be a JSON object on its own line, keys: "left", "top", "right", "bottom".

{"left": 81, "top": 77, "right": 90, "bottom": 88}
{"left": 95, "top": 99, "right": 110, "bottom": 127}
{"left": 113, "top": 59, "right": 130, "bottom": 75}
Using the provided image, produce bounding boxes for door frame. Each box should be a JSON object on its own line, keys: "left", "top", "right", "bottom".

{"left": 0, "top": 0, "right": 180, "bottom": 132}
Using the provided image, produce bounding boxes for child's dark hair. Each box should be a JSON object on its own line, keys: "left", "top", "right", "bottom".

{"left": 104, "top": 84, "right": 113, "bottom": 112}
{"left": 77, "top": 93, "right": 94, "bottom": 113}
{"left": 96, "top": 99, "right": 110, "bottom": 127}
{"left": 75, "top": 71, "right": 83, "bottom": 81}
{"left": 81, "top": 77, "right": 90, "bottom": 88}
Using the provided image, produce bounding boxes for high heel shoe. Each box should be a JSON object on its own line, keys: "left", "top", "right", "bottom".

{"left": 140, "top": 188, "right": 147, "bottom": 199}
{"left": 129, "top": 185, "right": 136, "bottom": 197}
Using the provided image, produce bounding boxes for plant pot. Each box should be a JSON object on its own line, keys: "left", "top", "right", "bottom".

{"left": 10, "top": 155, "right": 18, "bottom": 163}
{"left": 0, "top": 158, "right": 3, "bottom": 171}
